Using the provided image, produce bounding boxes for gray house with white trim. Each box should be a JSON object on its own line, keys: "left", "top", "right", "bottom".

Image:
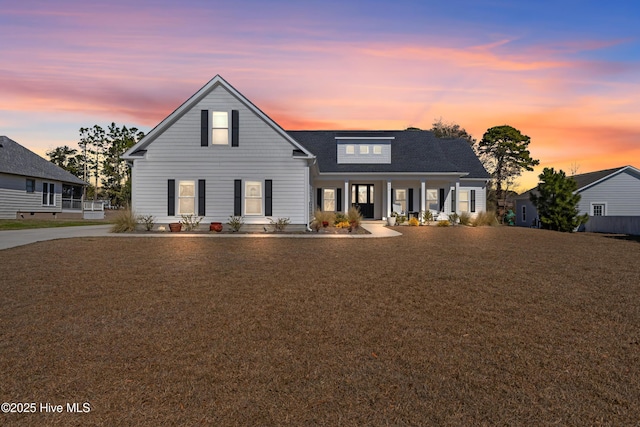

{"left": 515, "top": 165, "right": 640, "bottom": 234}
{"left": 0, "top": 136, "right": 86, "bottom": 219}
{"left": 123, "top": 75, "right": 490, "bottom": 228}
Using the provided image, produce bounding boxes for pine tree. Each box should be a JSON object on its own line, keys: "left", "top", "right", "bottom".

{"left": 530, "top": 167, "right": 588, "bottom": 232}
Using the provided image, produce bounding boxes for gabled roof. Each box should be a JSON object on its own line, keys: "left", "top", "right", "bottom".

{"left": 288, "top": 130, "right": 490, "bottom": 178}
{"left": 123, "top": 75, "right": 314, "bottom": 159}
{"left": 516, "top": 165, "right": 640, "bottom": 199}
{"left": 0, "top": 136, "right": 86, "bottom": 185}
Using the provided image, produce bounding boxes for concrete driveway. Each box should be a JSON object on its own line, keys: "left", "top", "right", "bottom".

{"left": 0, "top": 225, "right": 112, "bottom": 250}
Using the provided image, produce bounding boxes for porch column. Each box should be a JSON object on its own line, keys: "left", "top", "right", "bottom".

{"left": 344, "top": 180, "right": 349, "bottom": 214}
{"left": 420, "top": 179, "right": 426, "bottom": 213}
{"left": 386, "top": 180, "right": 392, "bottom": 218}
{"left": 455, "top": 180, "right": 460, "bottom": 214}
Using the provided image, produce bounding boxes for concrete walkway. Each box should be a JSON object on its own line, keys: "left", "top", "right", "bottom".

{"left": 0, "top": 222, "right": 401, "bottom": 250}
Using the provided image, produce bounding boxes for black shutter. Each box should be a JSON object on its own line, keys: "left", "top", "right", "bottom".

{"left": 201, "top": 110, "right": 209, "bottom": 146}
{"left": 317, "top": 188, "right": 322, "bottom": 210}
{"left": 231, "top": 110, "right": 239, "bottom": 147}
{"left": 439, "top": 188, "right": 445, "bottom": 212}
{"left": 336, "top": 188, "right": 342, "bottom": 212}
{"left": 198, "top": 179, "right": 206, "bottom": 216}
{"left": 408, "top": 188, "right": 414, "bottom": 211}
{"left": 265, "top": 179, "right": 272, "bottom": 216}
{"left": 451, "top": 189, "right": 456, "bottom": 212}
{"left": 168, "top": 179, "right": 175, "bottom": 216}
{"left": 471, "top": 190, "right": 476, "bottom": 213}
{"left": 234, "top": 179, "right": 242, "bottom": 216}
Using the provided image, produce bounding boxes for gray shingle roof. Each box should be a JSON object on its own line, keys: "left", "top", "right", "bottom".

{"left": 287, "top": 130, "right": 490, "bottom": 178}
{"left": 0, "top": 136, "right": 86, "bottom": 185}
{"left": 516, "top": 166, "right": 634, "bottom": 198}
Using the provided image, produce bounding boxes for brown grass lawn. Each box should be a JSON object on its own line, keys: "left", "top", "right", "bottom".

{"left": 1, "top": 227, "right": 639, "bottom": 426}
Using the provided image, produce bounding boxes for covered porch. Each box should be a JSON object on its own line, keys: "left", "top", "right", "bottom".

{"left": 313, "top": 174, "right": 485, "bottom": 221}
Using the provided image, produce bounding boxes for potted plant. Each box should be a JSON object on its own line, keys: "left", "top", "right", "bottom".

{"left": 169, "top": 222, "right": 182, "bottom": 232}
{"left": 210, "top": 222, "right": 223, "bottom": 232}
{"left": 387, "top": 212, "right": 397, "bottom": 226}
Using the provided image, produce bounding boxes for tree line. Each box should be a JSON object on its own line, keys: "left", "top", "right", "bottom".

{"left": 46, "top": 123, "right": 144, "bottom": 207}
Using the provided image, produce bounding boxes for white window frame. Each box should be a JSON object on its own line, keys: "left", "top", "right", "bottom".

{"left": 459, "top": 190, "right": 469, "bottom": 213}
{"left": 591, "top": 202, "right": 607, "bottom": 216}
{"left": 178, "top": 180, "right": 195, "bottom": 215}
{"left": 42, "top": 182, "right": 55, "bottom": 206}
{"left": 359, "top": 145, "right": 369, "bottom": 154}
{"left": 245, "top": 181, "right": 263, "bottom": 216}
{"left": 345, "top": 145, "right": 355, "bottom": 154}
{"left": 211, "top": 111, "right": 229, "bottom": 145}
{"left": 323, "top": 188, "right": 336, "bottom": 212}
{"left": 394, "top": 188, "right": 407, "bottom": 213}
{"left": 426, "top": 189, "right": 438, "bottom": 211}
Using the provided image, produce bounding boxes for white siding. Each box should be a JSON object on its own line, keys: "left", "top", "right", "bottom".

{"left": 131, "top": 85, "right": 309, "bottom": 224}
{"left": 0, "top": 173, "right": 62, "bottom": 219}
{"left": 578, "top": 170, "right": 640, "bottom": 216}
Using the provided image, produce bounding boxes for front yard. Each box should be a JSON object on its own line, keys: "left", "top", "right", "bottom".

{"left": 1, "top": 227, "right": 639, "bottom": 425}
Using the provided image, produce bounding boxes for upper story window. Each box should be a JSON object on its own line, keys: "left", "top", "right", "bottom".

{"left": 212, "top": 111, "right": 229, "bottom": 145}
{"left": 336, "top": 137, "right": 393, "bottom": 164}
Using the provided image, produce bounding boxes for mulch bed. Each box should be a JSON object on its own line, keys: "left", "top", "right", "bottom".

{"left": 1, "top": 227, "right": 639, "bottom": 425}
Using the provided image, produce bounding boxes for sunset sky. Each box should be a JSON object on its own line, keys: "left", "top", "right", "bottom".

{"left": 2, "top": 0, "right": 639, "bottom": 191}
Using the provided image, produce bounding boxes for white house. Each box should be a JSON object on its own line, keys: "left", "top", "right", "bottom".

{"left": 123, "top": 75, "right": 490, "bottom": 228}
{"left": 0, "top": 136, "right": 86, "bottom": 219}
{"left": 514, "top": 165, "right": 640, "bottom": 234}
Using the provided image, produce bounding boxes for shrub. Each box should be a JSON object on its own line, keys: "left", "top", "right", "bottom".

{"left": 422, "top": 210, "right": 434, "bottom": 225}
{"left": 314, "top": 210, "right": 336, "bottom": 227}
{"left": 334, "top": 212, "right": 348, "bottom": 224}
{"left": 111, "top": 208, "right": 138, "bottom": 233}
{"left": 437, "top": 220, "right": 451, "bottom": 227}
{"left": 396, "top": 214, "right": 407, "bottom": 225}
{"left": 408, "top": 217, "right": 420, "bottom": 226}
{"left": 180, "top": 214, "right": 203, "bottom": 231}
{"left": 448, "top": 213, "right": 460, "bottom": 225}
{"left": 227, "top": 215, "right": 244, "bottom": 232}
{"left": 335, "top": 220, "right": 351, "bottom": 229}
{"left": 138, "top": 214, "right": 155, "bottom": 231}
{"left": 473, "top": 211, "right": 499, "bottom": 227}
{"left": 347, "top": 206, "right": 363, "bottom": 228}
{"left": 270, "top": 217, "right": 291, "bottom": 232}
{"left": 458, "top": 212, "right": 472, "bottom": 226}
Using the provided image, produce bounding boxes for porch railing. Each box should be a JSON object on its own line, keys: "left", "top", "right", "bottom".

{"left": 62, "top": 198, "right": 83, "bottom": 210}
{"left": 83, "top": 201, "right": 105, "bottom": 211}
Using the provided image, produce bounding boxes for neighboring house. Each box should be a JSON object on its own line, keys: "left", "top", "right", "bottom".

{"left": 514, "top": 166, "right": 640, "bottom": 234}
{"left": 123, "top": 75, "right": 490, "bottom": 228}
{"left": 0, "top": 136, "right": 87, "bottom": 219}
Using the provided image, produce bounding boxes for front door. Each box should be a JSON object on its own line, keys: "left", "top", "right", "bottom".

{"left": 352, "top": 184, "right": 374, "bottom": 219}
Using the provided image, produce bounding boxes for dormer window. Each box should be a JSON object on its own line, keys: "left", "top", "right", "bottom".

{"left": 336, "top": 136, "right": 393, "bottom": 164}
